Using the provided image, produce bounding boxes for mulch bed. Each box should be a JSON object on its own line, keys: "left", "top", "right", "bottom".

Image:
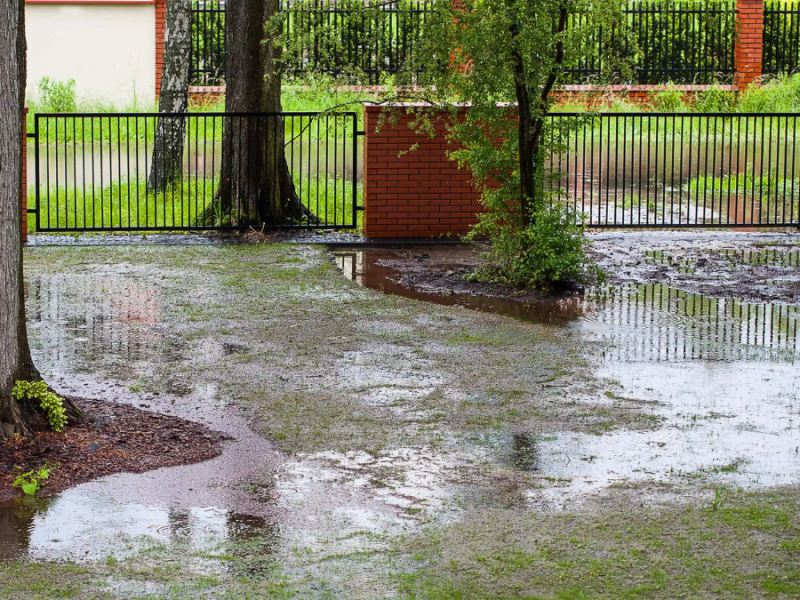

{"left": 0, "top": 398, "right": 225, "bottom": 503}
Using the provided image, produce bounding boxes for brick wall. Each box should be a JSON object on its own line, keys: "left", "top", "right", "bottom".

{"left": 550, "top": 84, "right": 735, "bottom": 108}
{"left": 362, "top": 105, "right": 483, "bottom": 239}
{"left": 22, "top": 106, "right": 27, "bottom": 244}
{"left": 735, "top": 0, "right": 763, "bottom": 89}
{"left": 155, "top": 0, "right": 167, "bottom": 97}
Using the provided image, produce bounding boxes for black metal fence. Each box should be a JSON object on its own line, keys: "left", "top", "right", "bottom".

{"left": 194, "top": 0, "right": 800, "bottom": 87}
{"left": 280, "top": 0, "right": 433, "bottom": 84}
{"left": 30, "top": 112, "right": 361, "bottom": 232}
{"left": 546, "top": 112, "right": 800, "bottom": 227}
{"left": 191, "top": 0, "right": 226, "bottom": 86}
{"left": 763, "top": 1, "right": 800, "bottom": 76}
{"left": 564, "top": 1, "right": 737, "bottom": 84}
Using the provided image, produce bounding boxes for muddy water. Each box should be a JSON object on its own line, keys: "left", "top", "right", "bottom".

{"left": 332, "top": 247, "right": 800, "bottom": 504}
{"left": 2, "top": 270, "right": 282, "bottom": 561}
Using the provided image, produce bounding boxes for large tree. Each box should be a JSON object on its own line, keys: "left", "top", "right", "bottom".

{"left": 149, "top": 0, "right": 193, "bottom": 192}
{"left": 0, "top": 0, "right": 41, "bottom": 438}
{"left": 212, "top": 0, "right": 315, "bottom": 226}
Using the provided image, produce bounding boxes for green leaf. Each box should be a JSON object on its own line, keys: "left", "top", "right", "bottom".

{"left": 21, "top": 482, "right": 38, "bottom": 496}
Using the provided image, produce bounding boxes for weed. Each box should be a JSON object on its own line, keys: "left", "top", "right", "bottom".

{"left": 12, "top": 464, "right": 55, "bottom": 496}
{"left": 38, "top": 77, "right": 77, "bottom": 113}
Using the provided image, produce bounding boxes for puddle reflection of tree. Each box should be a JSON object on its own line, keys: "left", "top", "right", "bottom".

{"left": 24, "top": 276, "right": 167, "bottom": 368}
{"left": 0, "top": 497, "right": 275, "bottom": 561}
{"left": 510, "top": 433, "right": 540, "bottom": 471}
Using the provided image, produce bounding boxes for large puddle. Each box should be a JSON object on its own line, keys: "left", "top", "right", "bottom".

{"left": 3, "top": 243, "right": 799, "bottom": 568}
{"left": 332, "top": 247, "right": 800, "bottom": 504}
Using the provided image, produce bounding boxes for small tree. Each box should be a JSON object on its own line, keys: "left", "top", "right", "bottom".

{"left": 402, "top": 0, "right": 627, "bottom": 288}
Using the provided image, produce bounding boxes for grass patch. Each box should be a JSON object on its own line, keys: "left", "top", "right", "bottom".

{"left": 30, "top": 174, "right": 361, "bottom": 231}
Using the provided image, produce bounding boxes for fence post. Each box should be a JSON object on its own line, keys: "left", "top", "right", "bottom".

{"left": 22, "top": 106, "right": 27, "bottom": 244}
{"left": 155, "top": 0, "right": 167, "bottom": 98}
{"left": 734, "top": 0, "right": 764, "bottom": 91}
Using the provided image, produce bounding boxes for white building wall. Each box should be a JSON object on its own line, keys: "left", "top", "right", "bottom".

{"left": 26, "top": 3, "right": 156, "bottom": 107}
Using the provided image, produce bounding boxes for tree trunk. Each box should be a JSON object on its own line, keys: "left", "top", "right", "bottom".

{"left": 509, "top": 4, "right": 568, "bottom": 226}
{"left": 0, "top": 0, "right": 42, "bottom": 438}
{"left": 149, "top": 0, "right": 192, "bottom": 192}
{"left": 212, "top": 0, "right": 317, "bottom": 227}
{"left": 0, "top": 1, "right": 81, "bottom": 439}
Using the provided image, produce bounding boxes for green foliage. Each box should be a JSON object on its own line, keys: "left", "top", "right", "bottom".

{"left": 279, "top": 0, "right": 431, "bottom": 85}
{"left": 12, "top": 465, "right": 52, "bottom": 496}
{"left": 737, "top": 73, "right": 800, "bottom": 113}
{"left": 469, "top": 204, "right": 604, "bottom": 290}
{"left": 11, "top": 381, "right": 68, "bottom": 432}
{"left": 650, "top": 83, "right": 687, "bottom": 112}
{"left": 394, "top": 0, "right": 622, "bottom": 289}
{"left": 695, "top": 86, "right": 736, "bottom": 112}
{"left": 37, "top": 77, "right": 77, "bottom": 113}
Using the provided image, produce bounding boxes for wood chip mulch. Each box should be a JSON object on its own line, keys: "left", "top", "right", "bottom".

{"left": 0, "top": 398, "right": 225, "bottom": 503}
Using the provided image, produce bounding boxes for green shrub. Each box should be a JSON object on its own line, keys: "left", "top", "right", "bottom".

{"left": 650, "top": 84, "right": 687, "bottom": 112}
{"left": 12, "top": 381, "right": 68, "bottom": 432}
{"left": 38, "top": 77, "right": 77, "bottom": 113}
{"left": 471, "top": 204, "right": 605, "bottom": 291}
{"left": 695, "top": 87, "right": 736, "bottom": 112}
{"left": 737, "top": 74, "right": 800, "bottom": 113}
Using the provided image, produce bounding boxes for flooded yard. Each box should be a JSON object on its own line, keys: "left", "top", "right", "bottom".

{"left": 1, "top": 233, "right": 800, "bottom": 599}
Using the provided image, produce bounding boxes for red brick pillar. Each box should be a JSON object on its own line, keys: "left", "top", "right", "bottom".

{"left": 155, "top": 0, "right": 167, "bottom": 98}
{"left": 734, "top": 0, "right": 763, "bottom": 91}
{"left": 22, "top": 106, "right": 27, "bottom": 244}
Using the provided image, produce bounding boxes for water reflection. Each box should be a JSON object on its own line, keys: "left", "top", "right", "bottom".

{"left": 25, "top": 274, "right": 167, "bottom": 370}
{"left": 332, "top": 248, "right": 800, "bottom": 363}
{"left": 0, "top": 490, "right": 273, "bottom": 561}
{"left": 509, "top": 433, "right": 541, "bottom": 472}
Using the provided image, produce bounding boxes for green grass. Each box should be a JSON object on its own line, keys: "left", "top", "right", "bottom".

{"left": 397, "top": 488, "right": 800, "bottom": 600}
{"left": 30, "top": 174, "right": 362, "bottom": 231}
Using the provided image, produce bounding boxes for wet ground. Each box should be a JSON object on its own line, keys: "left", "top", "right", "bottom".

{"left": 1, "top": 233, "right": 800, "bottom": 599}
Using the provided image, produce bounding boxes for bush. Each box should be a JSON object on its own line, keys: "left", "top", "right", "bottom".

{"left": 471, "top": 204, "right": 604, "bottom": 291}
{"left": 650, "top": 84, "right": 687, "bottom": 112}
{"left": 737, "top": 74, "right": 800, "bottom": 113}
{"left": 695, "top": 86, "right": 736, "bottom": 112}
{"left": 38, "top": 77, "right": 77, "bottom": 113}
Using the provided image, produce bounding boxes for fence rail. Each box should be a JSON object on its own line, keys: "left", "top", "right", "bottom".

{"left": 547, "top": 112, "right": 800, "bottom": 227}
{"left": 763, "top": 1, "right": 800, "bottom": 75}
{"left": 191, "top": 1, "right": 800, "bottom": 87}
{"left": 565, "top": 1, "right": 737, "bottom": 84}
{"left": 31, "top": 111, "right": 361, "bottom": 232}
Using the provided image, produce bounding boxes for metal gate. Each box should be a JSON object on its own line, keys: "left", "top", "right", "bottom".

{"left": 547, "top": 112, "right": 800, "bottom": 228}
{"left": 31, "top": 111, "right": 361, "bottom": 232}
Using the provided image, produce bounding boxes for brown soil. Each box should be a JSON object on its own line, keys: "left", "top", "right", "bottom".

{"left": 375, "top": 245, "right": 577, "bottom": 301}
{"left": 0, "top": 398, "right": 225, "bottom": 503}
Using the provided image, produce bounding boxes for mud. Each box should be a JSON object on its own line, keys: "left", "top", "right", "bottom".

{"left": 1, "top": 236, "right": 799, "bottom": 599}
{"left": 590, "top": 230, "right": 800, "bottom": 303}
{"left": 0, "top": 398, "right": 223, "bottom": 506}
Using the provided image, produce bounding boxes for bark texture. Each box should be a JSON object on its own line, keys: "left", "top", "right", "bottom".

{"left": 149, "top": 0, "right": 192, "bottom": 191}
{"left": 0, "top": 0, "right": 42, "bottom": 438}
{"left": 509, "top": 4, "right": 568, "bottom": 226}
{"left": 214, "top": 0, "right": 316, "bottom": 226}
